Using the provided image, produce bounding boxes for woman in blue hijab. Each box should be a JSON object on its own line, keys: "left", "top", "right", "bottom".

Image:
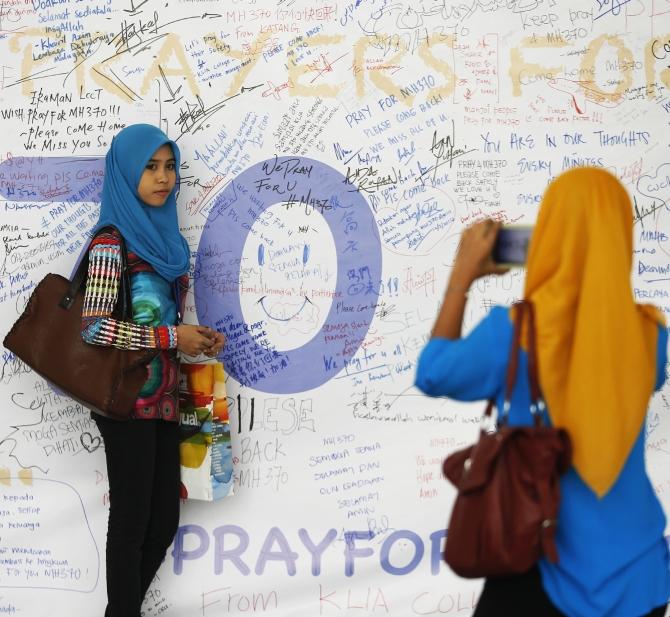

{"left": 81, "top": 124, "right": 225, "bottom": 617}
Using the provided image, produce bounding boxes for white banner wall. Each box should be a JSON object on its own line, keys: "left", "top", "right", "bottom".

{"left": 0, "top": 0, "right": 669, "bottom": 615}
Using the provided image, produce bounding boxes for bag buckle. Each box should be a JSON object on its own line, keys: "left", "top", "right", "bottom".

{"left": 58, "top": 293, "right": 75, "bottom": 309}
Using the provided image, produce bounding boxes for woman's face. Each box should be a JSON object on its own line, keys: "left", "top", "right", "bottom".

{"left": 137, "top": 143, "right": 177, "bottom": 207}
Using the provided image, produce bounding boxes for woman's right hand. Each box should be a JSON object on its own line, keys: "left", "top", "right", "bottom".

{"left": 176, "top": 324, "right": 216, "bottom": 356}
{"left": 452, "top": 219, "right": 509, "bottom": 286}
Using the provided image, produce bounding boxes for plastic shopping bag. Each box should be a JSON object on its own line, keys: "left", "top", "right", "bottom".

{"left": 179, "top": 361, "right": 234, "bottom": 501}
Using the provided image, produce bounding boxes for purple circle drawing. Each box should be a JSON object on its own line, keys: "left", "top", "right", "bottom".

{"left": 195, "top": 156, "right": 382, "bottom": 394}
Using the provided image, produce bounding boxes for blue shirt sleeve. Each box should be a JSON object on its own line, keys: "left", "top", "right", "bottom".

{"left": 414, "top": 306, "right": 512, "bottom": 401}
{"left": 655, "top": 324, "right": 668, "bottom": 391}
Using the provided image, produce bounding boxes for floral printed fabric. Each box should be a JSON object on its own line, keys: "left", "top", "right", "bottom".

{"left": 82, "top": 228, "right": 188, "bottom": 420}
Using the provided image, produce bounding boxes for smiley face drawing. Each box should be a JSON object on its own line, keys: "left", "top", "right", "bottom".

{"left": 242, "top": 204, "right": 336, "bottom": 349}
{"left": 196, "top": 157, "right": 382, "bottom": 394}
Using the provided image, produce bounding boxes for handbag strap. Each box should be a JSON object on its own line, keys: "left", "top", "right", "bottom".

{"left": 486, "top": 300, "right": 547, "bottom": 427}
{"left": 58, "top": 226, "right": 132, "bottom": 320}
{"left": 525, "top": 300, "right": 547, "bottom": 419}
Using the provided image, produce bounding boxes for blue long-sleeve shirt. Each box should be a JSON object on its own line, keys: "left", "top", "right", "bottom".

{"left": 416, "top": 306, "right": 669, "bottom": 617}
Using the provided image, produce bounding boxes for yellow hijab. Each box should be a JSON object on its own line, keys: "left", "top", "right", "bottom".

{"left": 523, "top": 167, "right": 665, "bottom": 497}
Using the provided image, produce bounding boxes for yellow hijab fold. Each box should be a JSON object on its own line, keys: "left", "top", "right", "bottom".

{"left": 523, "top": 167, "right": 665, "bottom": 498}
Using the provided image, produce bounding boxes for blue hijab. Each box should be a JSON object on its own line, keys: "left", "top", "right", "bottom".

{"left": 95, "top": 123, "right": 190, "bottom": 282}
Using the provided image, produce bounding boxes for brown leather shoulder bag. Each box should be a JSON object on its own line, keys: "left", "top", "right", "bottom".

{"left": 3, "top": 227, "right": 158, "bottom": 420}
{"left": 442, "top": 300, "right": 572, "bottom": 578}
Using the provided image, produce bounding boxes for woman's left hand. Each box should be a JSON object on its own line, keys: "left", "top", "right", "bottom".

{"left": 203, "top": 329, "right": 226, "bottom": 357}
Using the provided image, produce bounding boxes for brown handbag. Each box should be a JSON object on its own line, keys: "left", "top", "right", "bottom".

{"left": 442, "top": 300, "right": 572, "bottom": 578}
{"left": 3, "top": 228, "right": 158, "bottom": 420}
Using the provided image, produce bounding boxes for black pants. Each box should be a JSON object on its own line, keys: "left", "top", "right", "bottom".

{"left": 473, "top": 566, "right": 667, "bottom": 617}
{"left": 94, "top": 414, "right": 181, "bottom": 617}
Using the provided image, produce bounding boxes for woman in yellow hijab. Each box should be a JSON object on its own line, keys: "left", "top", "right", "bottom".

{"left": 416, "top": 167, "right": 669, "bottom": 617}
